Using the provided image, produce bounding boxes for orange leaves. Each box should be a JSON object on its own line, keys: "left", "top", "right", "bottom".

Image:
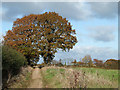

{"left": 4, "top": 11, "right": 77, "bottom": 64}
{"left": 7, "top": 30, "right": 12, "bottom": 34}
{"left": 71, "top": 29, "right": 76, "bottom": 34}
{"left": 6, "top": 30, "right": 14, "bottom": 37}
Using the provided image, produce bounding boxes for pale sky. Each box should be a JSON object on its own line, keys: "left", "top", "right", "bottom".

{"left": 0, "top": 1, "right": 119, "bottom": 63}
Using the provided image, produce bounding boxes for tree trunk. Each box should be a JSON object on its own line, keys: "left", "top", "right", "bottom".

{"left": 7, "top": 71, "right": 11, "bottom": 84}
{"left": 27, "top": 58, "right": 31, "bottom": 65}
{"left": 43, "top": 57, "right": 47, "bottom": 64}
{"left": 48, "top": 53, "right": 54, "bottom": 64}
{"left": 25, "top": 55, "right": 31, "bottom": 65}
{"left": 43, "top": 55, "right": 53, "bottom": 64}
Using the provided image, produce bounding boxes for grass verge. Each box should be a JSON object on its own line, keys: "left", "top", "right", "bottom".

{"left": 9, "top": 67, "right": 32, "bottom": 88}
{"left": 41, "top": 67, "right": 65, "bottom": 88}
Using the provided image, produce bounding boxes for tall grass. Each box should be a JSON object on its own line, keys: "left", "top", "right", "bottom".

{"left": 41, "top": 67, "right": 66, "bottom": 88}
{"left": 73, "top": 67, "right": 118, "bottom": 82}
{"left": 41, "top": 66, "right": 118, "bottom": 88}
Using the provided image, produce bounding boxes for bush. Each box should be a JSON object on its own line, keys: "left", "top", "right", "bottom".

{"left": 2, "top": 45, "right": 27, "bottom": 88}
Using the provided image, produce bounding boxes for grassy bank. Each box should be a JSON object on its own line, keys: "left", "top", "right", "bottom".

{"left": 9, "top": 66, "right": 32, "bottom": 88}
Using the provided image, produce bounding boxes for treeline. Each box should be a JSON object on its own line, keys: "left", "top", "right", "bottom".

{"left": 48, "top": 55, "right": 119, "bottom": 70}
{"left": 71, "top": 58, "right": 119, "bottom": 69}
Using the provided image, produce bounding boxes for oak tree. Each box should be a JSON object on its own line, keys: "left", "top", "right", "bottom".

{"left": 4, "top": 12, "right": 77, "bottom": 64}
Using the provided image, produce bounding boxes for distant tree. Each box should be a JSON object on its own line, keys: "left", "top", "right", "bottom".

{"left": 88, "top": 59, "right": 93, "bottom": 67}
{"left": 104, "top": 59, "right": 118, "bottom": 69}
{"left": 82, "top": 55, "right": 92, "bottom": 66}
{"left": 94, "top": 59, "right": 103, "bottom": 68}
{"left": 77, "top": 61, "right": 84, "bottom": 66}
{"left": 4, "top": 12, "right": 77, "bottom": 65}
{"left": 65, "top": 61, "right": 66, "bottom": 66}
{"left": 72, "top": 59, "right": 77, "bottom": 66}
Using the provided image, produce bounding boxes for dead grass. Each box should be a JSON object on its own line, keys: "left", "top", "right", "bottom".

{"left": 66, "top": 68, "right": 118, "bottom": 88}
{"left": 41, "top": 66, "right": 118, "bottom": 88}
{"left": 8, "top": 66, "right": 33, "bottom": 88}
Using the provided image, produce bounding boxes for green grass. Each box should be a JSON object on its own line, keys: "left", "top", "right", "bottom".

{"left": 25, "top": 72, "right": 31, "bottom": 80}
{"left": 73, "top": 67, "right": 118, "bottom": 82}
{"left": 41, "top": 67, "right": 118, "bottom": 88}
{"left": 59, "top": 68, "right": 65, "bottom": 72}
{"left": 71, "top": 67, "right": 118, "bottom": 88}
{"left": 44, "top": 68, "right": 65, "bottom": 79}
{"left": 41, "top": 68, "right": 65, "bottom": 88}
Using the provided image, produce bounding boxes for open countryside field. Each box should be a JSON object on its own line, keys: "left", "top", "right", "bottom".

{"left": 26, "top": 66, "right": 119, "bottom": 88}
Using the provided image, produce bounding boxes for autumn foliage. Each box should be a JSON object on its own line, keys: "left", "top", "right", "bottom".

{"left": 93, "top": 59, "right": 104, "bottom": 68}
{"left": 104, "top": 59, "right": 118, "bottom": 69}
{"left": 4, "top": 12, "right": 77, "bottom": 65}
{"left": 69, "top": 56, "right": 119, "bottom": 69}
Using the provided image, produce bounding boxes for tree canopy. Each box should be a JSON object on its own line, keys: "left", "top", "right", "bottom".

{"left": 82, "top": 55, "right": 92, "bottom": 64}
{"left": 4, "top": 12, "right": 77, "bottom": 65}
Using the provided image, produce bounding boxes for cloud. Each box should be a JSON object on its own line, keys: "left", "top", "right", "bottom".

{"left": 45, "top": 2, "right": 91, "bottom": 20}
{"left": 89, "top": 2, "right": 118, "bottom": 19}
{"left": 2, "top": 2, "right": 45, "bottom": 22}
{"left": 2, "top": 2, "right": 91, "bottom": 22}
{"left": 1, "top": 2, "right": 117, "bottom": 22}
{"left": 87, "top": 26, "right": 116, "bottom": 42}
{"left": 54, "top": 46, "right": 118, "bottom": 61}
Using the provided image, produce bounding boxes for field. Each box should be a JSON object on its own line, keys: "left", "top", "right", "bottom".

{"left": 41, "top": 66, "right": 119, "bottom": 88}
{"left": 9, "top": 66, "right": 119, "bottom": 88}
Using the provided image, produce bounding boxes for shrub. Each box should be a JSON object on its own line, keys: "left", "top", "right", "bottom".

{"left": 2, "top": 45, "right": 27, "bottom": 88}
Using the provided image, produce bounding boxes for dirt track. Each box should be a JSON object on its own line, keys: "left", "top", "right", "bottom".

{"left": 28, "top": 67, "right": 43, "bottom": 88}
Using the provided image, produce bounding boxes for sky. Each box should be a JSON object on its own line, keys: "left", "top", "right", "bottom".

{"left": 0, "top": 1, "right": 119, "bottom": 63}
